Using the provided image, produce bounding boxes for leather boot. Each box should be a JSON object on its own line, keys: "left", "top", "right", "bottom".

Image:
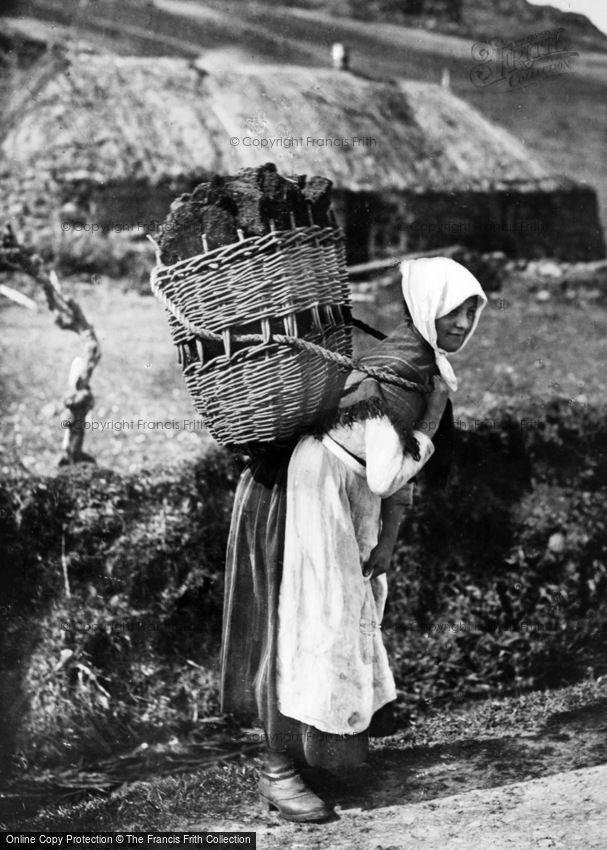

{"left": 258, "top": 754, "right": 333, "bottom": 823}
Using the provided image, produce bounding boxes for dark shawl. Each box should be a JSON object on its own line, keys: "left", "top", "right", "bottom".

{"left": 318, "top": 319, "right": 454, "bottom": 483}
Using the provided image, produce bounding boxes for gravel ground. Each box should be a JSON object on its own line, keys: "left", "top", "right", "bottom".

{"left": 168, "top": 687, "right": 607, "bottom": 849}
{"left": 184, "top": 764, "right": 607, "bottom": 850}
{"left": 4, "top": 681, "right": 607, "bottom": 844}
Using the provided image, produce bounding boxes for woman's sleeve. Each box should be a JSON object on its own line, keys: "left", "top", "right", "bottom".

{"left": 365, "top": 416, "right": 435, "bottom": 498}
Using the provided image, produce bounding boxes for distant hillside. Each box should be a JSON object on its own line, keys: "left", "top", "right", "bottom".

{"left": 257, "top": 0, "right": 607, "bottom": 52}
{"left": 460, "top": 0, "right": 607, "bottom": 50}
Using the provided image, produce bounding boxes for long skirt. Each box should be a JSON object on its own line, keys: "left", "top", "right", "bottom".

{"left": 220, "top": 443, "right": 391, "bottom": 769}
{"left": 220, "top": 446, "right": 295, "bottom": 747}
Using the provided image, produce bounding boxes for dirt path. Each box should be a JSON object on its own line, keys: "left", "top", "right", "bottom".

{"left": 186, "top": 764, "right": 607, "bottom": 849}
{"left": 169, "top": 696, "right": 607, "bottom": 849}
{"left": 3, "top": 685, "right": 606, "bottom": 837}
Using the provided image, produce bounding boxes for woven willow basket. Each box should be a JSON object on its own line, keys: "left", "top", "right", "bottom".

{"left": 150, "top": 225, "right": 353, "bottom": 446}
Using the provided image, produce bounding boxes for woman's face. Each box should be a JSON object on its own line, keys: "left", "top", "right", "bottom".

{"left": 435, "top": 296, "right": 478, "bottom": 352}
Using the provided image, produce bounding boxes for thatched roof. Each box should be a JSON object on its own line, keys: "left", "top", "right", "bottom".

{"left": 2, "top": 50, "right": 554, "bottom": 193}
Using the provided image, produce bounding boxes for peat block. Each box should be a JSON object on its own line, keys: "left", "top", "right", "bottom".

{"left": 158, "top": 163, "right": 332, "bottom": 265}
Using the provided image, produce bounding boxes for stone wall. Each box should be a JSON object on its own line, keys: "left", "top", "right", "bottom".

{"left": 2, "top": 171, "right": 604, "bottom": 278}
{"left": 338, "top": 184, "right": 605, "bottom": 264}
{"left": 0, "top": 169, "right": 200, "bottom": 282}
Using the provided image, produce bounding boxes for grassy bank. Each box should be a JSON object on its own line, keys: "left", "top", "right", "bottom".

{"left": 1, "top": 398, "right": 606, "bottom": 775}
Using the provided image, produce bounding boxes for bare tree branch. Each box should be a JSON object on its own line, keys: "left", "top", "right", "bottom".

{"left": 1, "top": 223, "right": 101, "bottom": 465}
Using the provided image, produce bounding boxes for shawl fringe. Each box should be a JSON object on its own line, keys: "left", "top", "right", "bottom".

{"left": 314, "top": 395, "right": 421, "bottom": 461}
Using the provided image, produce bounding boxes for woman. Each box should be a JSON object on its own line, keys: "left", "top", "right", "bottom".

{"left": 220, "top": 257, "right": 487, "bottom": 822}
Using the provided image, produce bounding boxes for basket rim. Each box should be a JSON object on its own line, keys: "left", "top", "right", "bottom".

{"left": 151, "top": 224, "right": 343, "bottom": 278}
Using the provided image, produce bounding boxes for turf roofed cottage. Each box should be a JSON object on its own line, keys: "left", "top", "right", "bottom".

{"left": 0, "top": 33, "right": 605, "bottom": 273}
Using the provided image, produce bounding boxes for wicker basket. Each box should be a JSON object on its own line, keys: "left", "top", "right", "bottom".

{"left": 150, "top": 225, "right": 352, "bottom": 446}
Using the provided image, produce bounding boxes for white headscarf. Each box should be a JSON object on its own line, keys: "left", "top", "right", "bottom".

{"left": 400, "top": 257, "right": 487, "bottom": 392}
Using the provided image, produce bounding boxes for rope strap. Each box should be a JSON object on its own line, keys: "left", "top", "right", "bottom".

{"left": 151, "top": 273, "right": 426, "bottom": 394}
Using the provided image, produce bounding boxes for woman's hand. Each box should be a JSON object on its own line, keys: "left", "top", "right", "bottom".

{"left": 362, "top": 541, "right": 393, "bottom": 579}
{"left": 417, "top": 375, "right": 450, "bottom": 438}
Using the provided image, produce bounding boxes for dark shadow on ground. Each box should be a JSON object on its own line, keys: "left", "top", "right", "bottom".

{"left": 300, "top": 697, "right": 607, "bottom": 813}
{"left": 3, "top": 697, "right": 607, "bottom": 830}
